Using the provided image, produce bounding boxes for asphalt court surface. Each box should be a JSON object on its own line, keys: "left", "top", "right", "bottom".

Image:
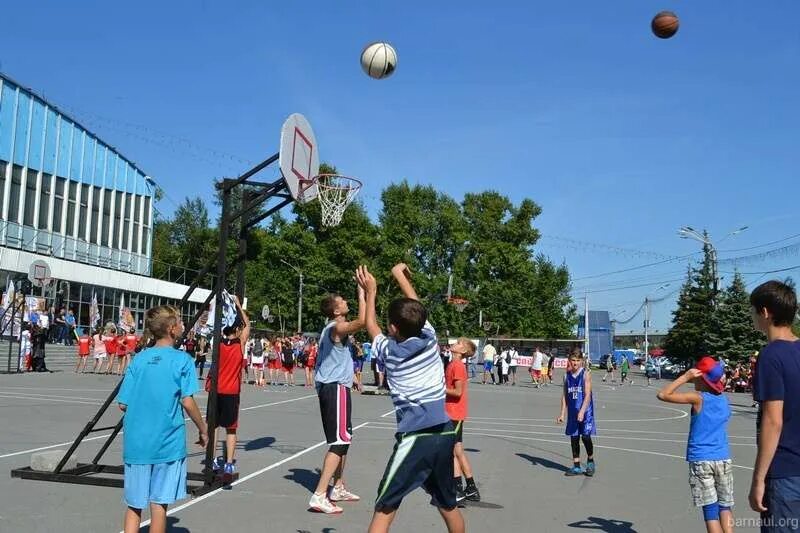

{"left": 0, "top": 369, "right": 762, "bottom": 532}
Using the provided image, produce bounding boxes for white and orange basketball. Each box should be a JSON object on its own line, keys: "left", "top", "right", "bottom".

{"left": 360, "top": 42, "right": 397, "bottom": 79}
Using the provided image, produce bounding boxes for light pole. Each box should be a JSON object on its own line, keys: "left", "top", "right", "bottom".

{"left": 643, "top": 283, "right": 670, "bottom": 362}
{"left": 280, "top": 259, "right": 304, "bottom": 334}
{"left": 678, "top": 225, "right": 748, "bottom": 297}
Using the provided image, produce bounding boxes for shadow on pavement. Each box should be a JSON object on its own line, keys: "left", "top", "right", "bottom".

{"left": 516, "top": 452, "right": 570, "bottom": 473}
{"left": 285, "top": 467, "right": 321, "bottom": 493}
{"left": 567, "top": 516, "right": 637, "bottom": 532}
{"left": 141, "top": 517, "right": 189, "bottom": 533}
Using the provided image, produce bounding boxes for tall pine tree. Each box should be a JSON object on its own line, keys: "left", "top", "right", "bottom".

{"left": 709, "top": 271, "right": 765, "bottom": 361}
{"left": 664, "top": 241, "right": 717, "bottom": 363}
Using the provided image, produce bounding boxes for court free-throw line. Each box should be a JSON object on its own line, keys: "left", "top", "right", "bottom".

{"left": 129, "top": 422, "right": 372, "bottom": 532}
{"left": 0, "top": 394, "right": 315, "bottom": 460}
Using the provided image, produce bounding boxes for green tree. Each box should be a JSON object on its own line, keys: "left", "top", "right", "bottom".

{"left": 709, "top": 271, "right": 765, "bottom": 361}
{"left": 664, "top": 240, "right": 717, "bottom": 362}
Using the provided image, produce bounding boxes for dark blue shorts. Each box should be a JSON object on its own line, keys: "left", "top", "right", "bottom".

{"left": 375, "top": 422, "right": 456, "bottom": 511}
{"left": 761, "top": 476, "right": 800, "bottom": 533}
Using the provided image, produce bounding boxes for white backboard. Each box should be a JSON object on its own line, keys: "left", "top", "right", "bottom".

{"left": 280, "top": 113, "right": 319, "bottom": 203}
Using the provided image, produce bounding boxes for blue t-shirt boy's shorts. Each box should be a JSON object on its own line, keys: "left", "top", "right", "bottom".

{"left": 124, "top": 458, "right": 188, "bottom": 509}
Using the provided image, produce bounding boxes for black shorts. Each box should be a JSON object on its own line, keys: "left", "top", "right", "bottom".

{"left": 452, "top": 420, "right": 463, "bottom": 443}
{"left": 317, "top": 382, "right": 352, "bottom": 445}
{"left": 375, "top": 422, "right": 457, "bottom": 511}
{"left": 215, "top": 394, "right": 240, "bottom": 430}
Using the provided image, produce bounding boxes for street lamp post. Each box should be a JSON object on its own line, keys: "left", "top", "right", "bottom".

{"left": 280, "top": 259, "right": 304, "bottom": 334}
{"left": 678, "top": 225, "right": 748, "bottom": 299}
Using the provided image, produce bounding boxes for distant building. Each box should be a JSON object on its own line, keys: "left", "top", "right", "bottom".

{"left": 613, "top": 329, "right": 668, "bottom": 351}
{"left": 0, "top": 72, "right": 209, "bottom": 331}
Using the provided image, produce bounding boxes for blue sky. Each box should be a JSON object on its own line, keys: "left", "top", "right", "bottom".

{"left": 2, "top": 0, "right": 798, "bottom": 332}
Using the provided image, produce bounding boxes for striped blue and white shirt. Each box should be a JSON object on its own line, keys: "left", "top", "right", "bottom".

{"left": 373, "top": 321, "right": 449, "bottom": 433}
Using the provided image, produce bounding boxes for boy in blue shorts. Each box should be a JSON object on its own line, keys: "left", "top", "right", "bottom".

{"left": 358, "top": 263, "right": 464, "bottom": 533}
{"left": 557, "top": 349, "right": 597, "bottom": 476}
{"left": 117, "top": 305, "right": 207, "bottom": 533}
{"left": 658, "top": 356, "right": 733, "bottom": 533}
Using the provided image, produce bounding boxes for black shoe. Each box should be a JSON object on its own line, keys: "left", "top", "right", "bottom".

{"left": 456, "top": 488, "right": 466, "bottom": 503}
{"left": 465, "top": 485, "right": 481, "bottom": 502}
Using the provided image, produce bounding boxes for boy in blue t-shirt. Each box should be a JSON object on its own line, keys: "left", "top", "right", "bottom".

{"left": 117, "top": 305, "right": 207, "bottom": 533}
{"left": 358, "top": 263, "right": 464, "bottom": 533}
{"left": 749, "top": 280, "right": 800, "bottom": 531}
{"left": 657, "top": 356, "right": 733, "bottom": 532}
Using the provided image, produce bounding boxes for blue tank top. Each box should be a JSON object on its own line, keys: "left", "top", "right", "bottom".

{"left": 687, "top": 391, "right": 731, "bottom": 462}
{"left": 565, "top": 368, "right": 596, "bottom": 436}
{"left": 315, "top": 321, "right": 353, "bottom": 387}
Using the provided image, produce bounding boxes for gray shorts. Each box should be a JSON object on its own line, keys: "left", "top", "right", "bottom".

{"left": 689, "top": 460, "right": 734, "bottom": 508}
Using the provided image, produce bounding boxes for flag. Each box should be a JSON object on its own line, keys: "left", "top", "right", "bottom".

{"left": 90, "top": 291, "right": 100, "bottom": 328}
{"left": 118, "top": 294, "right": 126, "bottom": 331}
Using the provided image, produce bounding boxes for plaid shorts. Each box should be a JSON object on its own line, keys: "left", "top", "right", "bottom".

{"left": 688, "top": 460, "right": 734, "bottom": 508}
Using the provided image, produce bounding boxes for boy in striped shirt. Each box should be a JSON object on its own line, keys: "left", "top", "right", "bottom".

{"left": 358, "top": 263, "right": 464, "bottom": 533}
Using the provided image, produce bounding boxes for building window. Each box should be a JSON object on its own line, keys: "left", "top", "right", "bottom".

{"left": 8, "top": 165, "right": 23, "bottom": 222}
{"left": 112, "top": 191, "right": 122, "bottom": 248}
{"left": 66, "top": 180, "right": 77, "bottom": 237}
{"left": 102, "top": 190, "right": 112, "bottom": 246}
{"left": 90, "top": 186, "right": 100, "bottom": 243}
{"left": 53, "top": 177, "right": 65, "bottom": 232}
{"left": 122, "top": 192, "right": 132, "bottom": 249}
{"left": 23, "top": 169, "right": 37, "bottom": 227}
{"left": 78, "top": 183, "right": 89, "bottom": 239}
{"left": 0, "top": 162, "right": 6, "bottom": 212}
{"left": 38, "top": 174, "right": 51, "bottom": 229}
{"left": 142, "top": 226, "right": 150, "bottom": 256}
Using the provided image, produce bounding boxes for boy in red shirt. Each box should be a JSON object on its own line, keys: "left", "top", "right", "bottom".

{"left": 445, "top": 337, "right": 481, "bottom": 503}
{"left": 75, "top": 328, "right": 91, "bottom": 373}
{"left": 207, "top": 295, "right": 250, "bottom": 486}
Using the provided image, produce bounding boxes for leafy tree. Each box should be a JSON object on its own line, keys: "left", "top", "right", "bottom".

{"left": 709, "top": 271, "right": 765, "bottom": 361}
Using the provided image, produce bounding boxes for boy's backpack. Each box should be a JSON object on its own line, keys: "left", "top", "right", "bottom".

{"left": 281, "top": 347, "right": 294, "bottom": 365}
{"left": 268, "top": 347, "right": 279, "bottom": 361}
{"left": 252, "top": 340, "right": 263, "bottom": 357}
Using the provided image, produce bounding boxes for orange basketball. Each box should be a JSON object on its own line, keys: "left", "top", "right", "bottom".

{"left": 651, "top": 11, "right": 679, "bottom": 39}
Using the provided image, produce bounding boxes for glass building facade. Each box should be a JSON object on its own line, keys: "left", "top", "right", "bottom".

{"left": 0, "top": 73, "right": 154, "bottom": 275}
{"left": 0, "top": 73, "right": 209, "bottom": 331}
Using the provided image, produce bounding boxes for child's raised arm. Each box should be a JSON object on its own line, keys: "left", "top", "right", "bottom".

{"left": 391, "top": 263, "right": 419, "bottom": 301}
{"left": 356, "top": 266, "right": 381, "bottom": 340}
{"left": 333, "top": 271, "right": 367, "bottom": 337}
{"left": 657, "top": 369, "right": 703, "bottom": 409}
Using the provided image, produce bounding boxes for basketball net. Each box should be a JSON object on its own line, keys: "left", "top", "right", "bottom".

{"left": 448, "top": 297, "right": 469, "bottom": 313}
{"left": 314, "top": 174, "right": 362, "bottom": 227}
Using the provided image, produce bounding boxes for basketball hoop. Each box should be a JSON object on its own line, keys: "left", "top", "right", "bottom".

{"left": 313, "top": 174, "right": 362, "bottom": 227}
{"left": 448, "top": 297, "right": 469, "bottom": 313}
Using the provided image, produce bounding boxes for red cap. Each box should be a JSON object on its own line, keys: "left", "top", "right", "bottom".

{"left": 695, "top": 356, "right": 725, "bottom": 393}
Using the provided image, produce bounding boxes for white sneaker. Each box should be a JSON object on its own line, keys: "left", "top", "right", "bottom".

{"left": 309, "top": 492, "right": 343, "bottom": 514}
{"left": 329, "top": 484, "right": 361, "bottom": 502}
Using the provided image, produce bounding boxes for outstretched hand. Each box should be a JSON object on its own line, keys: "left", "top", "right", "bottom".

{"left": 356, "top": 265, "right": 377, "bottom": 293}
{"left": 391, "top": 263, "right": 412, "bottom": 280}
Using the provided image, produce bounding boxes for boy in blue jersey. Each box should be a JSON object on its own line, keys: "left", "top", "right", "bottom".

{"left": 557, "top": 349, "right": 597, "bottom": 477}
{"left": 117, "top": 305, "right": 207, "bottom": 533}
{"left": 308, "top": 274, "right": 366, "bottom": 515}
{"left": 358, "top": 263, "right": 464, "bottom": 533}
{"left": 657, "top": 357, "right": 734, "bottom": 533}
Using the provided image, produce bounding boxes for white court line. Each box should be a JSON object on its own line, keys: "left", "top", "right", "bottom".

{"left": 434, "top": 419, "right": 755, "bottom": 439}
{"left": 365, "top": 423, "right": 756, "bottom": 447}
{"left": 0, "top": 393, "right": 102, "bottom": 406}
{"left": 380, "top": 408, "right": 394, "bottom": 418}
{"left": 361, "top": 426, "right": 756, "bottom": 471}
{"left": 0, "top": 394, "right": 315, "bottom": 460}
{"left": 129, "top": 421, "right": 372, "bottom": 532}
{"left": 240, "top": 394, "right": 315, "bottom": 412}
{"left": 0, "top": 391, "right": 108, "bottom": 402}
{"left": 0, "top": 386, "right": 116, "bottom": 392}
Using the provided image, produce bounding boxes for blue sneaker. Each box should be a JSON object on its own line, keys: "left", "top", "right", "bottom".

{"left": 564, "top": 464, "right": 584, "bottom": 476}
{"left": 212, "top": 456, "right": 225, "bottom": 472}
{"left": 222, "top": 462, "right": 235, "bottom": 488}
{"left": 585, "top": 460, "right": 596, "bottom": 477}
